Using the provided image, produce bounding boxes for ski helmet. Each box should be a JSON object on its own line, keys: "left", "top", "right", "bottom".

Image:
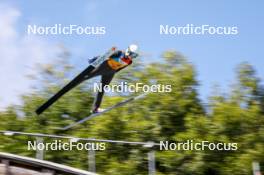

{"left": 125, "top": 44, "right": 139, "bottom": 58}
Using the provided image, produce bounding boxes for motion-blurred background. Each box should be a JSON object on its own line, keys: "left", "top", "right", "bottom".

{"left": 0, "top": 0, "right": 263, "bottom": 174}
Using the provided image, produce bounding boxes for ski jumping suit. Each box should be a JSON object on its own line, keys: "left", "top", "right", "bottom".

{"left": 85, "top": 51, "right": 132, "bottom": 112}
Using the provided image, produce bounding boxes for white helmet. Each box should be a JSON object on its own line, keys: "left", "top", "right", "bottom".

{"left": 125, "top": 44, "right": 139, "bottom": 58}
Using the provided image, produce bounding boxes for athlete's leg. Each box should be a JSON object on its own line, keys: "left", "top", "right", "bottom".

{"left": 92, "top": 73, "right": 115, "bottom": 112}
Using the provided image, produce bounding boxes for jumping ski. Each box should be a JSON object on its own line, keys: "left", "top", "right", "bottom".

{"left": 60, "top": 93, "right": 148, "bottom": 130}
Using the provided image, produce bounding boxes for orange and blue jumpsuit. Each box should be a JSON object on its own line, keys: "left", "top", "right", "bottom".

{"left": 85, "top": 50, "right": 132, "bottom": 112}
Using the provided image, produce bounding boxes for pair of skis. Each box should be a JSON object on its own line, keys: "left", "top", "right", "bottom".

{"left": 60, "top": 93, "right": 148, "bottom": 130}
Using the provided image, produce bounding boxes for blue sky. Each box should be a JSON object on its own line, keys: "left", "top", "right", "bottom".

{"left": 1, "top": 0, "right": 264, "bottom": 108}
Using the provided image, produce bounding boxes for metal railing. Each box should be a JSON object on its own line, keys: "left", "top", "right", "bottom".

{"left": 0, "top": 130, "right": 158, "bottom": 175}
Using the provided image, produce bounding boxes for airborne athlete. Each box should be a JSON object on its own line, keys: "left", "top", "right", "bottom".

{"left": 35, "top": 44, "right": 139, "bottom": 115}
{"left": 87, "top": 44, "right": 139, "bottom": 113}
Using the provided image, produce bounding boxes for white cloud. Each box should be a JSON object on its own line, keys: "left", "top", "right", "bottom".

{"left": 0, "top": 4, "right": 59, "bottom": 110}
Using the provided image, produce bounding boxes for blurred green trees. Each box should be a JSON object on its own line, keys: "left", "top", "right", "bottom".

{"left": 0, "top": 49, "right": 263, "bottom": 175}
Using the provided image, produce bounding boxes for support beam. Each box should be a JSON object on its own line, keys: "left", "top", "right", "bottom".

{"left": 252, "top": 161, "right": 262, "bottom": 175}
{"left": 148, "top": 150, "right": 155, "bottom": 175}
{"left": 36, "top": 137, "right": 44, "bottom": 160}
{"left": 88, "top": 148, "right": 96, "bottom": 173}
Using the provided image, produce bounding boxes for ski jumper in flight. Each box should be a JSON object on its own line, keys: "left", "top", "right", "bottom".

{"left": 87, "top": 44, "right": 139, "bottom": 113}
